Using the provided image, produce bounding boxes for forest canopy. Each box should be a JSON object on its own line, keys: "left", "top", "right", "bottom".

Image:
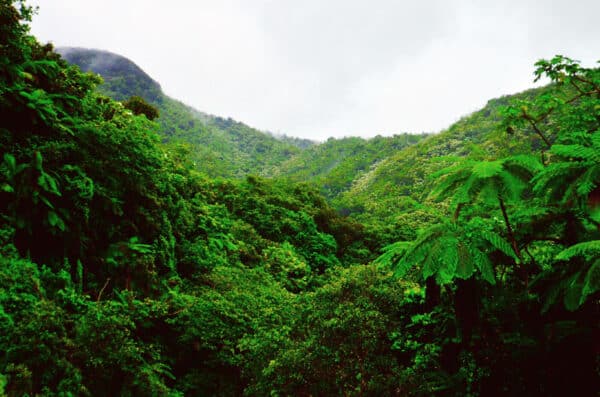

{"left": 0, "top": 1, "right": 598, "bottom": 395}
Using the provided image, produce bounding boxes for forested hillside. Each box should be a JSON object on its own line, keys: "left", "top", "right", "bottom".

{"left": 59, "top": 47, "right": 309, "bottom": 178}
{"left": 1, "top": 1, "right": 599, "bottom": 396}
{"left": 58, "top": 48, "right": 429, "bottom": 195}
{"left": 332, "top": 89, "right": 549, "bottom": 238}
{"left": 274, "top": 134, "right": 428, "bottom": 200}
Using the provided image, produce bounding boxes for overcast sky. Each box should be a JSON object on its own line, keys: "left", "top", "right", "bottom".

{"left": 29, "top": 0, "right": 600, "bottom": 141}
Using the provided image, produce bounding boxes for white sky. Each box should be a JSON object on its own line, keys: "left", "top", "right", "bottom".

{"left": 29, "top": 0, "right": 600, "bottom": 141}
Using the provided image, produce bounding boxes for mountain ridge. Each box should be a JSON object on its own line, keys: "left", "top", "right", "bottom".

{"left": 57, "top": 47, "right": 426, "bottom": 190}
{"left": 58, "top": 47, "right": 311, "bottom": 178}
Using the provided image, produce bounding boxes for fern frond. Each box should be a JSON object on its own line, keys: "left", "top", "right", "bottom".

{"left": 471, "top": 160, "right": 503, "bottom": 179}
{"left": 480, "top": 230, "right": 519, "bottom": 262}
{"left": 582, "top": 259, "right": 600, "bottom": 301}
{"left": 473, "top": 248, "right": 496, "bottom": 284}
{"left": 504, "top": 154, "right": 544, "bottom": 174}
{"left": 551, "top": 144, "right": 600, "bottom": 161}
{"left": 498, "top": 170, "right": 528, "bottom": 202}
{"left": 590, "top": 130, "right": 600, "bottom": 148}
{"left": 374, "top": 241, "right": 412, "bottom": 267}
{"left": 422, "top": 239, "right": 447, "bottom": 281}
{"left": 454, "top": 242, "right": 476, "bottom": 280}
{"left": 429, "top": 160, "right": 474, "bottom": 179}
{"left": 429, "top": 167, "right": 472, "bottom": 201}
{"left": 575, "top": 167, "right": 599, "bottom": 197}
{"left": 532, "top": 162, "right": 582, "bottom": 200}
{"left": 556, "top": 240, "right": 600, "bottom": 261}
{"left": 564, "top": 272, "right": 585, "bottom": 311}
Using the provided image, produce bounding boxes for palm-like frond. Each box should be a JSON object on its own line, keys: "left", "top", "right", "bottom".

{"left": 533, "top": 130, "right": 600, "bottom": 207}
{"left": 479, "top": 230, "right": 520, "bottom": 263}
{"left": 376, "top": 220, "right": 504, "bottom": 285}
{"left": 550, "top": 144, "right": 600, "bottom": 162}
{"left": 552, "top": 240, "right": 600, "bottom": 310}
{"left": 373, "top": 241, "right": 412, "bottom": 269}
{"left": 430, "top": 155, "right": 541, "bottom": 211}
{"left": 556, "top": 240, "right": 600, "bottom": 261}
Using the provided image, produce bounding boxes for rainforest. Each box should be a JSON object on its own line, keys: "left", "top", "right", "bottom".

{"left": 0, "top": 1, "right": 599, "bottom": 396}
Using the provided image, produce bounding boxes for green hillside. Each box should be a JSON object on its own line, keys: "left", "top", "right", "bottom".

{"left": 332, "top": 88, "right": 554, "bottom": 235}
{"left": 1, "top": 2, "right": 599, "bottom": 396}
{"left": 274, "top": 133, "right": 428, "bottom": 200}
{"left": 58, "top": 47, "right": 309, "bottom": 178}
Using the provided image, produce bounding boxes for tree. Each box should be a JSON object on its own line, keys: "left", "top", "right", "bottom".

{"left": 122, "top": 95, "right": 159, "bottom": 120}
{"left": 430, "top": 155, "right": 542, "bottom": 263}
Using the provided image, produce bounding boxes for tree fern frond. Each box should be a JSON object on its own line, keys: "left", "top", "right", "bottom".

{"left": 429, "top": 167, "right": 472, "bottom": 201}
{"left": 480, "top": 230, "right": 519, "bottom": 262}
{"left": 475, "top": 255, "right": 496, "bottom": 285}
{"left": 420, "top": 242, "right": 442, "bottom": 280}
{"left": 462, "top": 173, "right": 486, "bottom": 202}
{"left": 471, "top": 160, "right": 503, "bottom": 179}
{"left": 411, "top": 223, "right": 454, "bottom": 251}
{"left": 498, "top": 170, "right": 528, "bottom": 202}
{"left": 551, "top": 144, "right": 600, "bottom": 161}
{"left": 532, "top": 162, "right": 583, "bottom": 201}
{"left": 575, "top": 167, "right": 599, "bottom": 197}
{"left": 476, "top": 183, "right": 501, "bottom": 207}
{"left": 556, "top": 240, "right": 600, "bottom": 261}
{"left": 590, "top": 130, "right": 600, "bottom": 148}
{"left": 563, "top": 273, "right": 585, "bottom": 311}
{"left": 429, "top": 160, "right": 474, "bottom": 179}
{"left": 373, "top": 241, "right": 412, "bottom": 267}
{"left": 454, "top": 242, "right": 476, "bottom": 280}
{"left": 504, "top": 154, "right": 544, "bottom": 174}
{"left": 435, "top": 239, "right": 459, "bottom": 285}
{"left": 582, "top": 259, "right": 600, "bottom": 301}
{"left": 511, "top": 204, "right": 558, "bottom": 226}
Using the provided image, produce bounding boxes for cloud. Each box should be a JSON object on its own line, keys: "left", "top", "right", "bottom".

{"left": 29, "top": 0, "right": 600, "bottom": 140}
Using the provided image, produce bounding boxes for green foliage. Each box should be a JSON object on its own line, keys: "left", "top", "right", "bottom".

{"left": 1, "top": 2, "right": 599, "bottom": 395}
{"left": 275, "top": 134, "right": 427, "bottom": 200}
{"left": 377, "top": 218, "right": 508, "bottom": 285}
{"left": 61, "top": 48, "right": 305, "bottom": 179}
{"left": 241, "top": 265, "right": 412, "bottom": 396}
{"left": 546, "top": 240, "right": 600, "bottom": 310}
{"left": 122, "top": 95, "right": 159, "bottom": 120}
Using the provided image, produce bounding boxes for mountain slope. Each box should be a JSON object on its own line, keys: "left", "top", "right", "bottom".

{"left": 333, "top": 86, "right": 553, "bottom": 237}
{"left": 58, "top": 47, "right": 310, "bottom": 178}
{"left": 57, "top": 47, "right": 552, "bottom": 232}
{"left": 274, "top": 134, "right": 427, "bottom": 200}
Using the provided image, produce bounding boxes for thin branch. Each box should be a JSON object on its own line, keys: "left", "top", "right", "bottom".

{"left": 573, "top": 74, "right": 600, "bottom": 92}
{"left": 569, "top": 80, "right": 586, "bottom": 95}
{"left": 522, "top": 110, "right": 551, "bottom": 148}
{"left": 97, "top": 277, "right": 111, "bottom": 302}
{"left": 498, "top": 196, "right": 524, "bottom": 264}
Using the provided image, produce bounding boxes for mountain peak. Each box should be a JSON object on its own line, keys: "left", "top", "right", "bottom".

{"left": 57, "top": 47, "right": 163, "bottom": 103}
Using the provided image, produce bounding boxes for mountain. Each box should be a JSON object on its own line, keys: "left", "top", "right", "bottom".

{"left": 274, "top": 133, "right": 428, "bottom": 200}
{"left": 4, "top": 4, "right": 600, "bottom": 394}
{"left": 57, "top": 47, "right": 545, "bottom": 231}
{"left": 331, "top": 86, "right": 553, "bottom": 240}
{"left": 57, "top": 47, "right": 163, "bottom": 103}
{"left": 57, "top": 48, "right": 428, "bottom": 195}
{"left": 58, "top": 47, "right": 311, "bottom": 178}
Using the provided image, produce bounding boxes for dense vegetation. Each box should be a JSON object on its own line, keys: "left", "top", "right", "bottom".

{"left": 1, "top": 1, "right": 598, "bottom": 395}
{"left": 274, "top": 134, "right": 428, "bottom": 201}
{"left": 58, "top": 47, "right": 310, "bottom": 179}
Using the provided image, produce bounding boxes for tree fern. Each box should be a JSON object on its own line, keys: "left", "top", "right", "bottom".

{"left": 430, "top": 155, "right": 541, "bottom": 213}
{"left": 430, "top": 155, "right": 542, "bottom": 263}
{"left": 542, "top": 240, "right": 600, "bottom": 310}
{"left": 375, "top": 219, "right": 509, "bottom": 285}
{"left": 533, "top": 130, "right": 600, "bottom": 208}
